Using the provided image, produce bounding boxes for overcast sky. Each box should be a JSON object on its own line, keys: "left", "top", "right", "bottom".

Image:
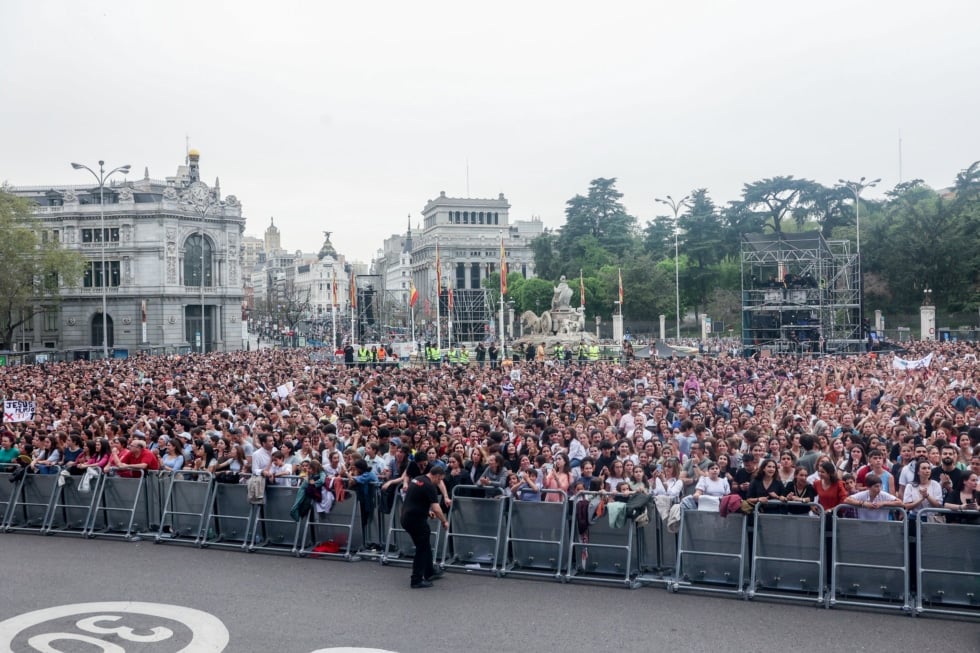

{"left": 3, "top": 1, "right": 978, "bottom": 264}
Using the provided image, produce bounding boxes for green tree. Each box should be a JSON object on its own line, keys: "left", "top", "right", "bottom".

{"left": 530, "top": 230, "right": 560, "bottom": 281}
{"left": 0, "top": 191, "right": 85, "bottom": 348}
{"left": 729, "top": 176, "right": 824, "bottom": 235}
{"left": 641, "top": 214, "right": 674, "bottom": 260}
{"left": 678, "top": 189, "right": 723, "bottom": 319}
{"left": 557, "top": 178, "right": 638, "bottom": 273}
{"left": 517, "top": 277, "right": 556, "bottom": 317}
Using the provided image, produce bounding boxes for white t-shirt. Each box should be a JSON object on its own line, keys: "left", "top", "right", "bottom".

{"left": 902, "top": 480, "right": 943, "bottom": 513}
{"left": 695, "top": 475, "right": 730, "bottom": 497}
{"left": 850, "top": 489, "right": 898, "bottom": 521}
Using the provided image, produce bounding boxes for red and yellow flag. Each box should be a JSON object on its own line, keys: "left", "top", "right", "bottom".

{"left": 500, "top": 236, "right": 508, "bottom": 296}
{"left": 349, "top": 274, "right": 357, "bottom": 310}
{"left": 448, "top": 287, "right": 454, "bottom": 312}
{"left": 409, "top": 280, "right": 418, "bottom": 307}
{"left": 332, "top": 269, "right": 338, "bottom": 307}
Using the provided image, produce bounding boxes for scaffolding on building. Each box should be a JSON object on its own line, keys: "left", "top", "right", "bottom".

{"left": 741, "top": 232, "right": 862, "bottom": 355}
{"left": 446, "top": 288, "right": 492, "bottom": 345}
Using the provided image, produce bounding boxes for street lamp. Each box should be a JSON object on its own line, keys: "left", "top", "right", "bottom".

{"left": 655, "top": 194, "right": 690, "bottom": 341}
{"left": 71, "top": 160, "right": 131, "bottom": 359}
{"left": 836, "top": 177, "right": 880, "bottom": 342}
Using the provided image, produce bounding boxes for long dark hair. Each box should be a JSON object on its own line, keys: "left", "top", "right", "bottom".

{"left": 819, "top": 460, "right": 839, "bottom": 483}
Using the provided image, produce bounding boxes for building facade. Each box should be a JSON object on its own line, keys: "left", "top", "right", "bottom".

{"left": 405, "top": 191, "right": 542, "bottom": 344}
{"left": 8, "top": 151, "right": 247, "bottom": 355}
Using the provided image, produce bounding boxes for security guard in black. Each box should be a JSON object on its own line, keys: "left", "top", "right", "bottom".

{"left": 400, "top": 466, "right": 449, "bottom": 588}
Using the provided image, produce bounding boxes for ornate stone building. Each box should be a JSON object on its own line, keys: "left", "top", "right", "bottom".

{"left": 8, "top": 151, "right": 247, "bottom": 354}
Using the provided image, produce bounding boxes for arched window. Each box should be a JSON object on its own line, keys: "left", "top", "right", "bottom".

{"left": 184, "top": 234, "right": 214, "bottom": 287}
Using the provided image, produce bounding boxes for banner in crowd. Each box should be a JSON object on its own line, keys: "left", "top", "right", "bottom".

{"left": 3, "top": 400, "right": 36, "bottom": 423}
{"left": 892, "top": 352, "right": 933, "bottom": 370}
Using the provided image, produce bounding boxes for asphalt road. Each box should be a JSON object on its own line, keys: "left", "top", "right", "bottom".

{"left": 0, "top": 533, "right": 976, "bottom": 653}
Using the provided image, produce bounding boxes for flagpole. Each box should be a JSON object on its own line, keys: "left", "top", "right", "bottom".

{"left": 435, "top": 244, "right": 442, "bottom": 351}
{"left": 350, "top": 276, "right": 356, "bottom": 344}
{"left": 499, "top": 230, "right": 506, "bottom": 358}
{"left": 331, "top": 303, "right": 336, "bottom": 351}
{"left": 448, "top": 287, "right": 453, "bottom": 350}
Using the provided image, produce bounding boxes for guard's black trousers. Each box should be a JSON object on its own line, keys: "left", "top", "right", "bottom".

{"left": 401, "top": 516, "right": 434, "bottom": 584}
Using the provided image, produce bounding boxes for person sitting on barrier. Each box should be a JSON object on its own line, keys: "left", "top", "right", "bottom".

{"left": 30, "top": 434, "right": 62, "bottom": 474}
{"left": 943, "top": 472, "right": 979, "bottom": 524}
{"left": 903, "top": 459, "right": 943, "bottom": 516}
{"left": 782, "top": 465, "right": 818, "bottom": 515}
{"left": 813, "top": 461, "right": 848, "bottom": 512}
{"left": 159, "top": 438, "right": 185, "bottom": 473}
{"left": 652, "top": 458, "right": 683, "bottom": 498}
{"left": 843, "top": 473, "right": 903, "bottom": 521}
{"left": 680, "top": 462, "right": 731, "bottom": 511}
{"left": 747, "top": 457, "right": 783, "bottom": 511}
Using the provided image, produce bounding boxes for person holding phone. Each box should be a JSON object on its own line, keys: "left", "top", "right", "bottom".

{"left": 943, "top": 472, "right": 979, "bottom": 524}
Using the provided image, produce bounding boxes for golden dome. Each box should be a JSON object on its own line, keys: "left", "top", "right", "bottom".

{"left": 188, "top": 149, "right": 200, "bottom": 158}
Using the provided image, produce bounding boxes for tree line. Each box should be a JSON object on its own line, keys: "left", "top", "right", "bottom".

{"left": 485, "top": 163, "right": 980, "bottom": 333}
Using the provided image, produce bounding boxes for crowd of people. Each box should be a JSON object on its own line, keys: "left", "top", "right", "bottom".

{"left": 2, "top": 339, "right": 979, "bottom": 540}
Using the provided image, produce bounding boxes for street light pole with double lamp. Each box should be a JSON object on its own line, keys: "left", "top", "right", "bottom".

{"left": 70, "top": 160, "right": 131, "bottom": 359}
{"left": 655, "top": 194, "right": 690, "bottom": 341}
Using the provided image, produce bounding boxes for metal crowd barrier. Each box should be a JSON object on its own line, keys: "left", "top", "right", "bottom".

{"left": 296, "top": 487, "right": 363, "bottom": 561}
{"left": 202, "top": 474, "right": 257, "bottom": 550}
{"left": 4, "top": 467, "right": 63, "bottom": 534}
{"left": 748, "top": 504, "right": 826, "bottom": 605}
{"left": 45, "top": 469, "right": 105, "bottom": 537}
{"left": 0, "top": 463, "right": 24, "bottom": 529}
{"left": 353, "top": 484, "right": 389, "bottom": 560}
{"left": 671, "top": 508, "right": 748, "bottom": 597}
{"left": 156, "top": 470, "right": 214, "bottom": 547}
{"left": 635, "top": 498, "right": 678, "bottom": 586}
{"left": 566, "top": 491, "right": 640, "bottom": 588}
{"left": 250, "top": 477, "right": 304, "bottom": 555}
{"left": 380, "top": 492, "right": 446, "bottom": 568}
{"left": 441, "top": 485, "right": 508, "bottom": 575}
{"left": 915, "top": 508, "right": 980, "bottom": 617}
{"left": 87, "top": 468, "right": 154, "bottom": 540}
{"left": 829, "top": 505, "right": 910, "bottom": 612}
{"left": 1, "top": 474, "right": 977, "bottom": 621}
{"left": 500, "top": 490, "right": 568, "bottom": 581}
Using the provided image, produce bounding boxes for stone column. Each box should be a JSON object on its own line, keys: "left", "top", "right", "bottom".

{"left": 874, "top": 309, "right": 883, "bottom": 333}
{"left": 659, "top": 314, "right": 666, "bottom": 341}
{"left": 920, "top": 304, "right": 936, "bottom": 341}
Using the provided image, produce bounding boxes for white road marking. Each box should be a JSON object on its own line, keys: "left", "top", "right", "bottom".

{"left": 0, "top": 602, "right": 229, "bottom": 653}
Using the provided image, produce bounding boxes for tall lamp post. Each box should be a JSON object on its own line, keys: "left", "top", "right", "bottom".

{"left": 70, "top": 160, "right": 131, "bottom": 359}
{"left": 655, "top": 194, "right": 690, "bottom": 341}
{"left": 836, "top": 177, "right": 880, "bottom": 342}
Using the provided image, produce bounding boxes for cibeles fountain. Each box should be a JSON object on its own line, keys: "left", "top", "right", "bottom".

{"left": 514, "top": 276, "right": 598, "bottom": 351}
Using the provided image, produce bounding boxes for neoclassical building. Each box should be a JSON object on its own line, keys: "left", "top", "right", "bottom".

{"left": 8, "top": 151, "right": 247, "bottom": 355}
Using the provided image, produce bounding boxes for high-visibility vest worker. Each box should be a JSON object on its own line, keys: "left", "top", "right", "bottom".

{"left": 588, "top": 344, "right": 600, "bottom": 361}
{"left": 459, "top": 347, "right": 470, "bottom": 364}
{"left": 357, "top": 347, "right": 370, "bottom": 362}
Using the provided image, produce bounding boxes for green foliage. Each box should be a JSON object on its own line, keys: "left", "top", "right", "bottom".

{"left": 0, "top": 191, "right": 85, "bottom": 347}
{"left": 531, "top": 162, "right": 980, "bottom": 322}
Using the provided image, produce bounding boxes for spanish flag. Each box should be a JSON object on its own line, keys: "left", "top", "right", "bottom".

{"left": 349, "top": 275, "right": 357, "bottom": 310}
{"left": 618, "top": 268, "right": 624, "bottom": 305}
{"left": 409, "top": 280, "right": 418, "bottom": 307}
{"left": 448, "top": 287, "right": 454, "bottom": 312}
{"left": 332, "top": 269, "right": 339, "bottom": 307}
{"left": 500, "top": 236, "right": 508, "bottom": 296}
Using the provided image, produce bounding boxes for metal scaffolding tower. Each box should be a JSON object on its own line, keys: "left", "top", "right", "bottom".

{"left": 741, "top": 232, "right": 861, "bottom": 355}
